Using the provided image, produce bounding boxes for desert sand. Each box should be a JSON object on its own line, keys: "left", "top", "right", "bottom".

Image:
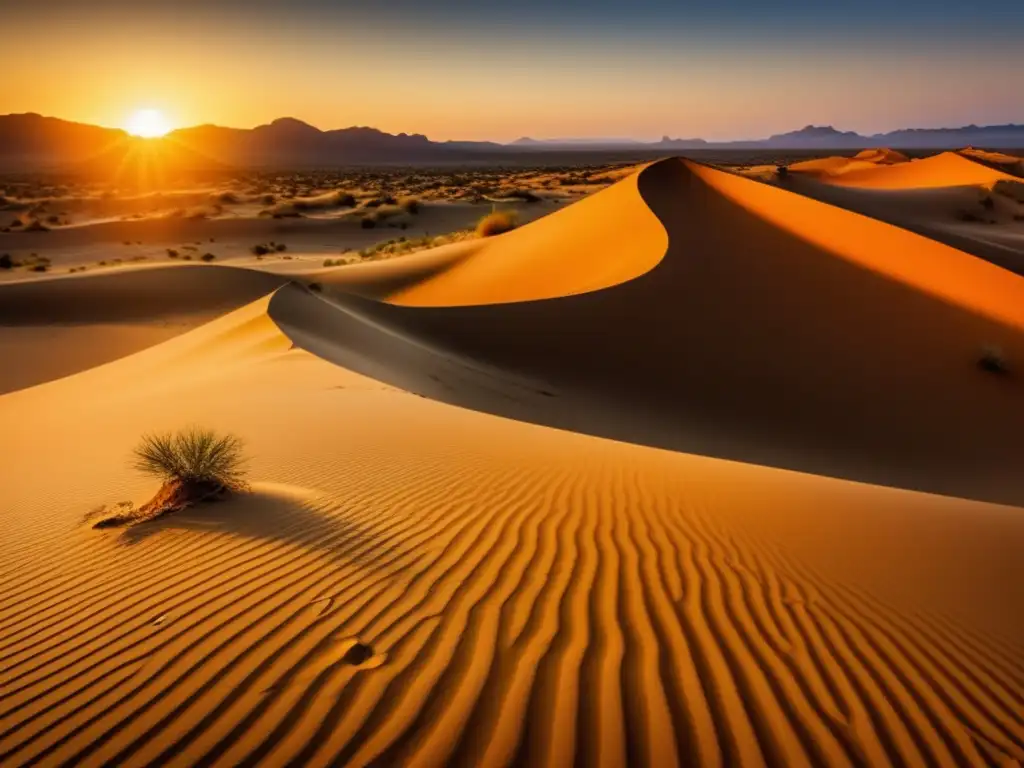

{"left": 1, "top": 157, "right": 1023, "bottom": 767}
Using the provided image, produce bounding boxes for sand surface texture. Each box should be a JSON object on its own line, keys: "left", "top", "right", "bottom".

{"left": 2, "top": 158, "right": 1022, "bottom": 767}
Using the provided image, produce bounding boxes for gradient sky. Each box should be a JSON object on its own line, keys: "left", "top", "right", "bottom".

{"left": 5, "top": 0, "right": 1023, "bottom": 141}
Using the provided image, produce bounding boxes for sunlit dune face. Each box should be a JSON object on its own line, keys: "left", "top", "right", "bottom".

{"left": 126, "top": 109, "right": 171, "bottom": 138}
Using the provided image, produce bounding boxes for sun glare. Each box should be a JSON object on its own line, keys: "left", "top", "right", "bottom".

{"left": 126, "top": 109, "right": 171, "bottom": 138}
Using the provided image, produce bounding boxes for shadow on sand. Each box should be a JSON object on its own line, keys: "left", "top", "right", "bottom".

{"left": 116, "top": 484, "right": 396, "bottom": 573}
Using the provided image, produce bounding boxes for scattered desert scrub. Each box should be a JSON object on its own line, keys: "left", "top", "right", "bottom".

{"left": 251, "top": 244, "right": 270, "bottom": 256}
{"left": 477, "top": 210, "right": 518, "bottom": 237}
{"left": 94, "top": 428, "right": 249, "bottom": 528}
{"left": 358, "top": 230, "right": 473, "bottom": 260}
{"left": 362, "top": 194, "right": 397, "bottom": 208}
{"left": 201, "top": 252, "right": 216, "bottom": 262}
{"left": 166, "top": 249, "right": 179, "bottom": 258}
{"left": 398, "top": 196, "right": 421, "bottom": 214}
{"left": 24, "top": 219, "right": 50, "bottom": 232}
{"left": 30, "top": 264, "right": 48, "bottom": 272}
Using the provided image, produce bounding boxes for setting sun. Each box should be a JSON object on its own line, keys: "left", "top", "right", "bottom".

{"left": 125, "top": 108, "right": 171, "bottom": 138}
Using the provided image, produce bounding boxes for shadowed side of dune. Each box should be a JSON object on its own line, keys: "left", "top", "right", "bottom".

{"left": 270, "top": 157, "right": 1024, "bottom": 505}
{"left": 0, "top": 265, "right": 286, "bottom": 393}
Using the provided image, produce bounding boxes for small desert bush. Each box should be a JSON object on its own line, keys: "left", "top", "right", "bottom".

{"left": 0, "top": 253, "right": 11, "bottom": 269}
{"left": 978, "top": 346, "right": 1011, "bottom": 376}
{"left": 477, "top": 210, "right": 518, "bottom": 237}
{"left": 166, "top": 248, "right": 179, "bottom": 258}
{"left": 133, "top": 428, "right": 247, "bottom": 488}
{"left": 398, "top": 196, "right": 421, "bottom": 214}
{"left": 275, "top": 243, "right": 287, "bottom": 252}
{"left": 201, "top": 253, "right": 216, "bottom": 262}
{"left": 251, "top": 244, "right": 270, "bottom": 256}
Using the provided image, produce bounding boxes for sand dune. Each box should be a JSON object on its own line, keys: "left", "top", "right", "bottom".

{"left": 820, "top": 151, "right": 1018, "bottom": 189}
{"left": 2, "top": 158, "right": 1023, "bottom": 766}
{"left": 277, "top": 158, "right": 1024, "bottom": 505}
{"left": 0, "top": 265, "right": 285, "bottom": 393}
{"left": 778, "top": 155, "right": 1024, "bottom": 277}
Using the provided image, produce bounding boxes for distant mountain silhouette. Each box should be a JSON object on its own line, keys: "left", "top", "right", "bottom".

{"left": 1, "top": 113, "right": 1023, "bottom": 172}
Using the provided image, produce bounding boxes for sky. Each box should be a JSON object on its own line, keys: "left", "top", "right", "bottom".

{"left": 4, "top": 0, "right": 1023, "bottom": 142}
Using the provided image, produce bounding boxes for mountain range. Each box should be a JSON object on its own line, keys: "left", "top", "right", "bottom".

{"left": 2, "top": 114, "right": 1023, "bottom": 171}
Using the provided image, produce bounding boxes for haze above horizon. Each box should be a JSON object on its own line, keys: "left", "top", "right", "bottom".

{"left": 6, "top": 0, "right": 1023, "bottom": 142}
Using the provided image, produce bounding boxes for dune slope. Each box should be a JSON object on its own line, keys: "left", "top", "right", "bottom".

{"left": 273, "top": 158, "right": 1024, "bottom": 506}
{"left": 0, "top": 264, "right": 285, "bottom": 393}
{"left": 822, "top": 151, "right": 1017, "bottom": 189}
{"left": 1, "top": 295, "right": 1022, "bottom": 767}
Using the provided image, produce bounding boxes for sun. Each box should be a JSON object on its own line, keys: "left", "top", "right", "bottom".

{"left": 126, "top": 109, "right": 171, "bottom": 138}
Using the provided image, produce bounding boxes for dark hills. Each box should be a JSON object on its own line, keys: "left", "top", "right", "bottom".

{"left": 1, "top": 113, "right": 1022, "bottom": 172}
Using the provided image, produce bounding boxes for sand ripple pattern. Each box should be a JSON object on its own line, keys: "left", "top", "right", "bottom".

{"left": 2, "top": 453, "right": 1021, "bottom": 768}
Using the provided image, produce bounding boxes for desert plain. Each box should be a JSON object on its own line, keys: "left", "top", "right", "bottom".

{"left": 2, "top": 148, "right": 1024, "bottom": 767}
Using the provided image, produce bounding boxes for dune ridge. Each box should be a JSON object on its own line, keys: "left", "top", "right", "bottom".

{"left": 2, "top": 157, "right": 1023, "bottom": 766}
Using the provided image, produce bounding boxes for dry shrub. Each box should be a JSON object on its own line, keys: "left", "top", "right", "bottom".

{"left": 477, "top": 210, "right": 518, "bottom": 237}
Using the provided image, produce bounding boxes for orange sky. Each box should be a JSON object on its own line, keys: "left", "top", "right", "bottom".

{"left": 5, "top": 4, "right": 1023, "bottom": 141}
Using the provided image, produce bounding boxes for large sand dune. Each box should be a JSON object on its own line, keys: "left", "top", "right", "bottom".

{"left": 2, "top": 158, "right": 1023, "bottom": 767}
{"left": 277, "top": 158, "right": 1024, "bottom": 505}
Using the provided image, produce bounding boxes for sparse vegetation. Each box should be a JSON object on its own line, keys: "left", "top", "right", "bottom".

{"left": 133, "top": 428, "right": 247, "bottom": 487}
{"left": 0, "top": 254, "right": 11, "bottom": 269}
{"left": 166, "top": 248, "right": 179, "bottom": 258}
{"left": 251, "top": 244, "right": 270, "bottom": 256}
{"left": 398, "top": 196, "right": 421, "bottom": 214}
{"left": 94, "top": 428, "right": 249, "bottom": 529}
{"left": 201, "top": 252, "right": 216, "bottom": 262}
{"left": 477, "top": 210, "right": 518, "bottom": 237}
